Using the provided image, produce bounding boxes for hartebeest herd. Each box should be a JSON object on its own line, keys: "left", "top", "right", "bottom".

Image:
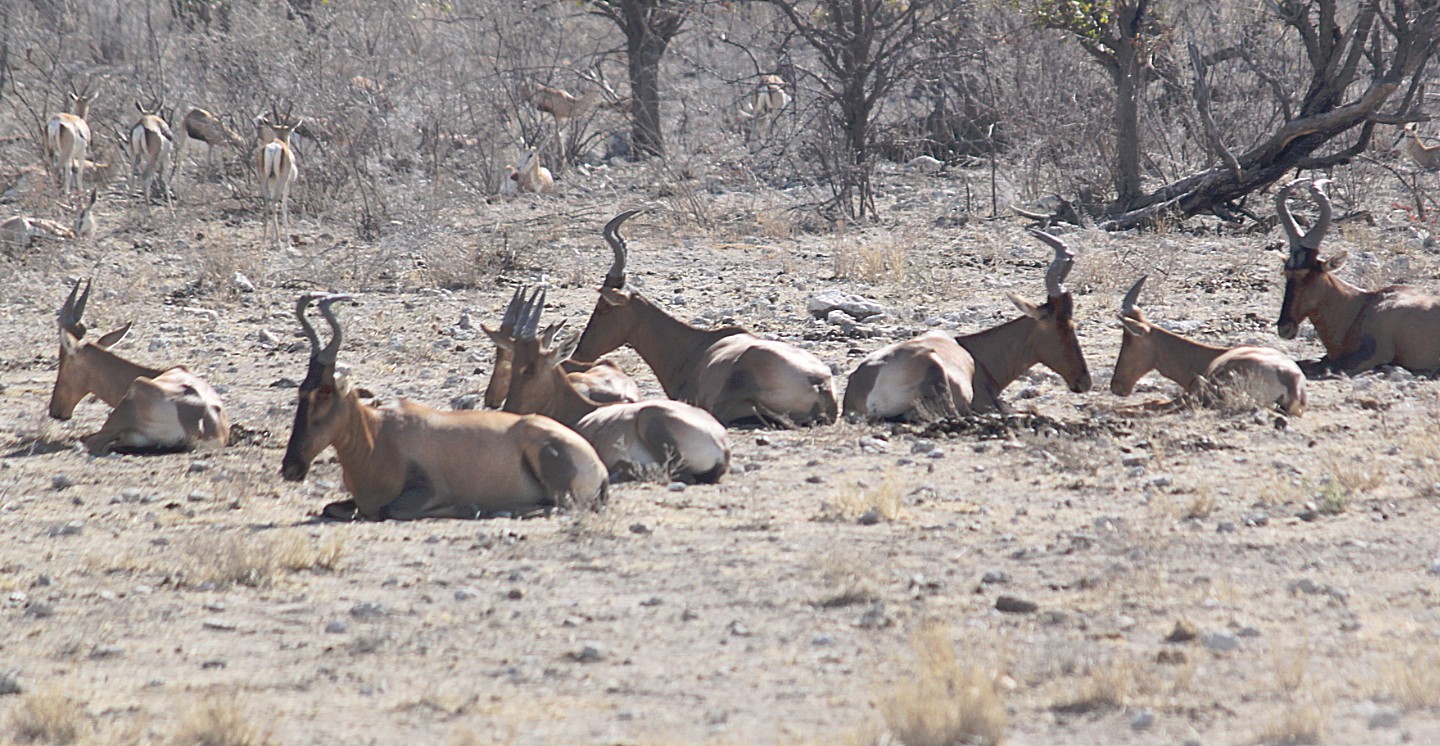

{"left": 32, "top": 172, "right": 1440, "bottom": 522}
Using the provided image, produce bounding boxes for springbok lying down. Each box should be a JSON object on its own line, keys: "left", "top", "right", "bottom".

{"left": 280, "top": 294, "right": 608, "bottom": 521}
{"left": 1113, "top": 277, "right": 1306, "bottom": 416}
{"left": 843, "top": 230, "right": 1092, "bottom": 422}
{"left": 49, "top": 279, "right": 229, "bottom": 454}
{"left": 482, "top": 286, "right": 639, "bottom": 409}
{"left": 572, "top": 211, "right": 838, "bottom": 428}
{"left": 1275, "top": 178, "right": 1440, "bottom": 376}
{"left": 488, "top": 286, "right": 730, "bottom": 484}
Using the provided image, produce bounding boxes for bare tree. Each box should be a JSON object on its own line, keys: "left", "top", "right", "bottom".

{"left": 588, "top": 0, "right": 689, "bottom": 158}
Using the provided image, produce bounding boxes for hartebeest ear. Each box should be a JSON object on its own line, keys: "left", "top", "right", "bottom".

{"left": 598, "top": 287, "right": 632, "bottom": 306}
{"left": 1005, "top": 292, "right": 1043, "bottom": 319}
{"left": 333, "top": 364, "right": 354, "bottom": 396}
{"left": 95, "top": 323, "right": 133, "bottom": 349}
{"left": 59, "top": 329, "right": 80, "bottom": 356}
{"left": 1322, "top": 250, "right": 1347, "bottom": 271}
{"left": 1120, "top": 317, "right": 1150, "bottom": 336}
{"left": 481, "top": 325, "right": 514, "bottom": 351}
{"left": 547, "top": 333, "right": 581, "bottom": 366}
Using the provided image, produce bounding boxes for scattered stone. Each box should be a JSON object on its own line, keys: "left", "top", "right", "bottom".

{"left": 1130, "top": 709, "right": 1155, "bottom": 731}
{"left": 453, "top": 587, "right": 478, "bottom": 601}
{"left": 1237, "top": 626, "right": 1262, "bottom": 638}
{"left": 1165, "top": 620, "right": 1199, "bottom": 643}
{"left": 728, "top": 621, "right": 751, "bottom": 637}
{"left": 348, "top": 602, "right": 389, "bottom": 619}
{"left": 46, "top": 521, "right": 83, "bottom": 538}
{"left": 23, "top": 602, "right": 54, "bottom": 619}
{"left": 858, "top": 436, "right": 888, "bottom": 454}
{"left": 257, "top": 329, "right": 281, "bottom": 346}
{"left": 324, "top": 621, "right": 349, "bottom": 634}
{"left": 1429, "top": 558, "right": 1440, "bottom": 576}
{"left": 569, "top": 644, "right": 606, "bottom": 663}
{"left": 855, "top": 601, "right": 893, "bottom": 629}
{"left": 231, "top": 272, "right": 255, "bottom": 293}
{"left": 1039, "top": 610, "right": 1067, "bottom": 625}
{"left": 50, "top": 474, "right": 74, "bottom": 490}
{"left": 187, "top": 461, "right": 210, "bottom": 474}
{"left": 1201, "top": 631, "right": 1240, "bottom": 653}
{"left": 200, "top": 659, "right": 226, "bottom": 670}
{"left": 449, "top": 393, "right": 483, "bottom": 411}
{"left": 640, "top": 596, "right": 663, "bottom": 607}
{"left": 202, "top": 619, "right": 237, "bottom": 632}
{"left": 995, "top": 596, "right": 1038, "bottom": 614}
{"left": 856, "top": 509, "right": 884, "bottom": 526}
{"left": 805, "top": 475, "right": 825, "bottom": 484}
{"left": 667, "top": 482, "right": 686, "bottom": 492}
{"left": 681, "top": 609, "right": 699, "bottom": 622}
{"left": 981, "top": 571, "right": 1010, "bottom": 585}
{"left": 629, "top": 523, "right": 651, "bottom": 535}
{"left": 89, "top": 645, "right": 124, "bottom": 660}
{"left": 1369, "top": 710, "right": 1402, "bottom": 729}
{"left": 1156, "top": 649, "right": 1188, "bottom": 665}
{"left": 506, "top": 588, "right": 524, "bottom": 600}
{"left": 1121, "top": 454, "right": 1149, "bottom": 467}
{"left": 1216, "top": 521, "right": 1237, "bottom": 534}
{"left": 910, "top": 440, "right": 936, "bottom": 455}
{"left": 1244, "top": 513, "right": 1270, "bottom": 527}
{"left": 806, "top": 290, "right": 886, "bottom": 321}
{"left": 926, "top": 448, "right": 945, "bottom": 459}
{"left": 0, "top": 670, "right": 20, "bottom": 696}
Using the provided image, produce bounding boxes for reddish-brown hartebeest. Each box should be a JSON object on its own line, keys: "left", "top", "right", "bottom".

{"left": 843, "top": 230, "right": 1092, "bottom": 422}
{"left": 280, "top": 293, "right": 608, "bottom": 521}
{"left": 49, "top": 279, "right": 229, "bottom": 454}
{"left": 573, "top": 211, "right": 838, "bottom": 428}
{"left": 1114, "top": 277, "right": 1306, "bottom": 415}
{"left": 1276, "top": 178, "right": 1440, "bottom": 375}
{"left": 489, "top": 286, "right": 730, "bottom": 484}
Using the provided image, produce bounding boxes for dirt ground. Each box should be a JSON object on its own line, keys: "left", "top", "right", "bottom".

{"left": 1, "top": 161, "right": 1439, "bottom": 746}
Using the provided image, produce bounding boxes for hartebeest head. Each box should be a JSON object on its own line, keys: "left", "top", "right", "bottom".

{"left": 50, "top": 279, "right": 135, "bottom": 419}
{"left": 1111, "top": 275, "right": 1154, "bottom": 396}
{"left": 281, "top": 292, "right": 354, "bottom": 482}
{"left": 572, "top": 209, "right": 648, "bottom": 362}
{"left": 1007, "top": 229, "right": 1092, "bottom": 393}
{"left": 1276, "top": 178, "right": 1340, "bottom": 340}
{"left": 485, "top": 287, "right": 582, "bottom": 415}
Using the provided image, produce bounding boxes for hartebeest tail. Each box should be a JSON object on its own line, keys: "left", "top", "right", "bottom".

{"left": 1114, "top": 277, "right": 1306, "bottom": 415}
{"left": 280, "top": 293, "right": 608, "bottom": 521}
{"left": 573, "top": 211, "right": 838, "bottom": 428}
{"left": 843, "top": 229, "right": 1092, "bottom": 422}
{"left": 49, "top": 279, "right": 229, "bottom": 454}
{"left": 1275, "top": 178, "right": 1440, "bottom": 375}
{"left": 489, "top": 287, "right": 731, "bottom": 484}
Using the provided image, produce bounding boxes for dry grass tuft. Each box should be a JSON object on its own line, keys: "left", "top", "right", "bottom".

{"left": 812, "top": 549, "right": 881, "bottom": 608}
{"left": 1381, "top": 646, "right": 1440, "bottom": 710}
{"left": 168, "top": 696, "right": 272, "bottom": 746}
{"left": 182, "top": 530, "right": 346, "bottom": 589}
{"left": 833, "top": 233, "right": 907, "bottom": 282}
{"left": 880, "top": 621, "right": 1007, "bottom": 746}
{"left": 1255, "top": 648, "right": 1329, "bottom": 745}
{"left": 824, "top": 471, "right": 906, "bottom": 522}
{"left": 1181, "top": 487, "right": 1216, "bottom": 520}
{"left": 1055, "top": 654, "right": 1138, "bottom": 714}
{"left": 9, "top": 687, "right": 86, "bottom": 744}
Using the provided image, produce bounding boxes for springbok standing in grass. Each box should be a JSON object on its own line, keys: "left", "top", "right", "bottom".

{"left": 1, "top": 190, "right": 96, "bottom": 251}
{"left": 172, "top": 106, "right": 244, "bottom": 191}
{"left": 843, "top": 230, "right": 1092, "bottom": 422}
{"left": 126, "top": 100, "right": 174, "bottom": 210}
{"left": 1113, "top": 277, "right": 1306, "bottom": 415}
{"left": 573, "top": 211, "right": 837, "bottom": 428}
{"left": 489, "top": 287, "right": 731, "bottom": 484}
{"left": 49, "top": 279, "right": 230, "bottom": 454}
{"left": 256, "top": 105, "right": 301, "bottom": 245}
{"left": 46, "top": 86, "right": 97, "bottom": 194}
{"left": 482, "top": 287, "right": 640, "bottom": 409}
{"left": 1275, "top": 178, "right": 1440, "bottom": 375}
{"left": 280, "top": 294, "right": 609, "bottom": 521}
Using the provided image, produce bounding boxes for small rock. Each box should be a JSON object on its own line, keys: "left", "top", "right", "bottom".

{"left": 0, "top": 670, "right": 20, "bottom": 695}
{"left": 23, "top": 602, "right": 54, "bottom": 619}
{"left": 811, "top": 634, "right": 834, "bottom": 646}
{"left": 1244, "top": 513, "right": 1270, "bottom": 527}
{"left": 348, "top": 602, "right": 389, "bottom": 619}
{"left": 50, "top": 474, "right": 75, "bottom": 490}
{"left": 805, "top": 475, "right": 825, "bottom": 484}
{"left": 629, "top": 523, "right": 651, "bottom": 535}
{"left": 257, "top": 329, "right": 281, "bottom": 346}
{"left": 858, "top": 436, "right": 888, "bottom": 454}
{"left": 1121, "top": 454, "right": 1149, "bottom": 467}
{"left": 449, "top": 393, "right": 483, "bottom": 411}
{"left": 1429, "top": 558, "right": 1440, "bottom": 576}
{"left": 1216, "top": 521, "right": 1237, "bottom": 534}
{"left": 1368, "top": 710, "right": 1401, "bottom": 729}
{"left": 1236, "top": 626, "right": 1262, "bottom": 638}
{"left": 728, "top": 621, "right": 751, "bottom": 637}
{"left": 187, "top": 461, "right": 210, "bottom": 474}
{"left": 569, "top": 644, "right": 605, "bottom": 663}
{"left": 89, "top": 645, "right": 124, "bottom": 660}
{"left": 231, "top": 272, "right": 255, "bottom": 293}
{"left": 324, "top": 621, "right": 349, "bottom": 634}
{"left": 46, "top": 522, "right": 83, "bottom": 538}
{"left": 981, "top": 571, "right": 1010, "bottom": 585}
{"left": 855, "top": 601, "right": 893, "bottom": 629}
{"left": 910, "top": 440, "right": 936, "bottom": 455}
{"left": 506, "top": 588, "right": 524, "bottom": 600}
{"left": 806, "top": 290, "right": 886, "bottom": 321}
{"left": 200, "top": 659, "right": 226, "bottom": 670}
{"left": 1288, "top": 578, "right": 1326, "bottom": 595}
{"left": 856, "top": 509, "right": 884, "bottom": 526}
{"left": 1130, "top": 709, "right": 1155, "bottom": 731}
{"left": 453, "top": 587, "right": 478, "bottom": 601}
{"left": 995, "top": 596, "right": 1038, "bottom": 614}
{"left": 202, "top": 619, "right": 237, "bottom": 631}
{"left": 640, "top": 596, "right": 663, "bottom": 607}
{"left": 1201, "top": 631, "right": 1240, "bottom": 653}
{"left": 1166, "top": 620, "right": 1199, "bottom": 643}
{"left": 667, "top": 482, "right": 686, "bottom": 492}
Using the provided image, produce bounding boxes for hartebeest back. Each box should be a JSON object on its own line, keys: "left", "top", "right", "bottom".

{"left": 1275, "top": 178, "right": 1440, "bottom": 375}
{"left": 489, "top": 287, "right": 730, "bottom": 484}
{"left": 843, "top": 230, "right": 1092, "bottom": 422}
{"left": 46, "top": 85, "right": 97, "bottom": 194}
{"left": 1114, "top": 277, "right": 1306, "bottom": 415}
{"left": 127, "top": 100, "right": 174, "bottom": 210}
{"left": 280, "top": 293, "right": 608, "bottom": 521}
{"left": 573, "top": 211, "right": 838, "bottom": 428}
{"left": 49, "top": 279, "right": 229, "bottom": 454}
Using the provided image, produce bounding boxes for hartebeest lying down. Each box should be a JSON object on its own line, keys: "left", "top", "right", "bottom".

{"left": 1275, "top": 178, "right": 1440, "bottom": 375}
{"left": 280, "top": 294, "right": 608, "bottom": 521}
{"left": 1114, "top": 277, "right": 1306, "bottom": 415}
{"left": 573, "top": 211, "right": 838, "bottom": 428}
{"left": 843, "top": 230, "right": 1092, "bottom": 422}
{"left": 489, "top": 287, "right": 730, "bottom": 484}
{"left": 482, "top": 287, "right": 639, "bottom": 409}
{"left": 49, "top": 280, "right": 229, "bottom": 454}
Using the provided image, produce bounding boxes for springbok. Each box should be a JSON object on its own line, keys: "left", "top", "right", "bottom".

{"left": 1400, "top": 123, "right": 1440, "bottom": 171}
{"left": 280, "top": 293, "right": 609, "bottom": 521}
{"left": 1275, "top": 178, "right": 1440, "bottom": 375}
{"left": 531, "top": 84, "right": 599, "bottom": 123}
{"left": 738, "top": 74, "right": 789, "bottom": 143}
{"left": 843, "top": 230, "right": 1092, "bottom": 421}
{"left": 1113, "top": 277, "right": 1306, "bottom": 415}
{"left": 173, "top": 106, "right": 244, "bottom": 188}
{"left": 49, "top": 279, "right": 230, "bottom": 455}
{"left": 573, "top": 211, "right": 837, "bottom": 428}
{"left": 1, "top": 191, "right": 96, "bottom": 251}
{"left": 513, "top": 146, "right": 554, "bottom": 194}
{"left": 46, "top": 86, "right": 97, "bottom": 194}
{"left": 482, "top": 286, "right": 640, "bottom": 409}
{"left": 489, "top": 287, "right": 730, "bottom": 484}
{"left": 126, "top": 100, "right": 174, "bottom": 209}
{"left": 256, "top": 105, "right": 301, "bottom": 244}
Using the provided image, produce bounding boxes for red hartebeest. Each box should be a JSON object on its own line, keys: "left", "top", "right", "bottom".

{"left": 572, "top": 211, "right": 838, "bottom": 428}
{"left": 280, "top": 294, "right": 609, "bottom": 521}
{"left": 1114, "top": 277, "right": 1306, "bottom": 415}
{"left": 1276, "top": 178, "right": 1440, "bottom": 375}
{"left": 843, "top": 230, "right": 1092, "bottom": 421}
{"left": 49, "top": 279, "right": 229, "bottom": 454}
{"left": 489, "top": 287, "right": 730, "bottom": 484}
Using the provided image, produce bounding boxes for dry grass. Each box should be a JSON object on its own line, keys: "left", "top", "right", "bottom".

{"left": 8, "top": 688, "right": 85, "bottom": 744}
{"left": 833, "top": 233, "right": 907, "bottom": 283}
{"left": 1380, "top": 646, "right": 1440, "bottom": 710}
{"left": 812, "top": 548, "right": 881, "bottom": 608}
{"left": 1181, "top": 487, "right": 1216, "bottom": 520}
{"left": 1254, "top": 648, "right": 1330, "bottom": 745}
{"left": 168, "top": 696, "right": 272, "bottom": 746}
{"left": 879, "top": 621, "right": 1007, "bottom": 746}
{"left": 181, "top": 530, "right": 346, "bottom": 588}
{"left": 824, "top": 470, "right": 906, "bottom": 521}
{"left": 1055, "top": 654, "right": 1139, "bottom": 714}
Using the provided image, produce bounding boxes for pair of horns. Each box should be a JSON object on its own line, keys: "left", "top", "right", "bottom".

{"left": 295, "top": 293, "right": 352, "bottom": 366}
{"left": 58, "top": 278, "right": 92, "bottom": 336}
{"left": 1027, "top": 228, "right": 1076, "bottom": 298}
{"left": 1276, "top": 178, "right": 1333, "bottom": 265}
{"left": 499, "top": 285, "right": 550, "bottom": 342}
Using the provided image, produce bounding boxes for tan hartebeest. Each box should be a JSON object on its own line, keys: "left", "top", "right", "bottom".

{"left": 49, "top": 279, "right": 229, "bottom": 454}
{"left": 257, "top": 105, "right": 301, "bottom": 244}
{"left": 488, "top": 287, "right": 730, "bottom": 484}
{"left": 573, "top": 211, "right": 838, "bottom": 428}
{"left": 843, "top": 230, "right": 1092, "bottom": 422}
{"left": 482, "top": 287, "right": 639, "bottom": 409}
{"left": 46, "top": 86, "right": 97, "bottom": 194}
{"left": 1276, "top": 178, "right": 1440, "bottom": 375}
{"left": 127, "top": 100, "right": 174, "bottom": 210}
{"left": 1114, "top": 277, "right": 1306, "bottom": 415}
{"left": 280, "top": 294, "right": 609, "bottom": 521}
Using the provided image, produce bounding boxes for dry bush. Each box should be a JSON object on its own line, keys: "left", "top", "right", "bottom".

{"left": 1381, "top": 646, "right": 1440, "bottom": 710}
{"left": 832, "top": 233, "right": 907, "bottom": 283}
{"left": 823, "top": 470, "right": 905, "bottom": 522}
{"left": 880, "top": 621, "right": 1007, "bottom": 746}
{"left": 1254, "top": 648, "right": 1329, "bottom": 745}
{"left": 8, "top": 688, "right": 86, "bottom": 745}
{"left": 811, "top": 549, "right": 881, "bottom": 609}
{"left": 180, "top": 530, "right": 345, "bottom": 588}
{"left": 1056, "top": 654, "right": 1139, "bottom": 714}
{"left": 168, "top": 696, "right": 272, "bottom": 746}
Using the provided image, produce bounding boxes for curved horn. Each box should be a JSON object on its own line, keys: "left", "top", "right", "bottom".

{"left": 58, "top": 278, "right": 92, "bottom": 335}
{"left": 497, "top": 286, "right": 526, "bottom": 335}
{"left": 603, "top": 209, "right": 644, "bottom": 289}
{"left": 1121, "top": 276, "right": 1147, "bottom": 317}
{"left": 1028, "top": 228, "right": 1075, "bottom": 297}
{"left": 314, "top": 294, "right": 352, "bottom": 365}
{"left": 518, "top": 286, "right": 547, "bottom": 342}
{"left": 1275, "top": 178, "right": 1306, "bottom": 253}
{"left": 1304, "top": 178, "right": 1333, "bottom": 251}
{"left": 295, "top": 292, "right": 326, "bottom": 356}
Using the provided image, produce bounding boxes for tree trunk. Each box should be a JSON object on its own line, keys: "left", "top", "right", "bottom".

{"left": 628, "top": 31, "right": 667, "bottom": 158}
{"left": 1111, "top": 1, "right": 1146, "bottom": 209}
